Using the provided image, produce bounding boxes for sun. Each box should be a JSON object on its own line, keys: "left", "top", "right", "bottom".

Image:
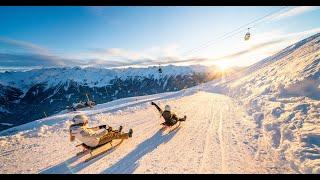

{"left": 216, "top": 61, "right": 231, "bottom": 71}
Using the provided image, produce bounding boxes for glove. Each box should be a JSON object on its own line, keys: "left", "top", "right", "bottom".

{"left": 151, "top": 102, "right": 156, "bottom": 105}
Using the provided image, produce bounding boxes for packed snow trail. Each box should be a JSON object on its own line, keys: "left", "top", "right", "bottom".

{"left": 0, "top": 91, "right": 284, "bottom": 174}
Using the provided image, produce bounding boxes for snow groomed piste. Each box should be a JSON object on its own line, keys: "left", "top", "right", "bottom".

{"left": 69, "top": 101, "right": 186, "bottom": 163}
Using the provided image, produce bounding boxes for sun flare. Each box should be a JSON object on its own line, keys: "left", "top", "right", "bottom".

{"left": 216, "top": 61, "right": 231, "bottom": 71}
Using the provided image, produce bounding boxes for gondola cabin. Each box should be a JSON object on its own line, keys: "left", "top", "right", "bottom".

{"left": 158, "top": 65, "right": 162, "bottom": 73}
{"left": 244, "top": 28, "right": 250, "bottom": 41}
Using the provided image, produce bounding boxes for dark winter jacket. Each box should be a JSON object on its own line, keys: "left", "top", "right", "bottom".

{"left": 162, "top": 110, "right": 173, "bottom": 122}
{"left": 152, "top": 103, "right": 177, "bottom": 125}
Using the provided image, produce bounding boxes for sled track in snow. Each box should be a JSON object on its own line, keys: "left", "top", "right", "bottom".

{"left": 126, "top": 92, "right": 267, "bottom": 174}
{"left": 197, "top": 95, "right": 228, "bottom": 173}
{"left": 218, "top": 103, "right": 226, "bottom": 173}
{"left": 198, "top": 97, "right": 216, "bottom": 173}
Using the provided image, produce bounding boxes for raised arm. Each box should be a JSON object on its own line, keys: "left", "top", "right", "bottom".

{"left": 151, "top": 101, "right": 163, "bottom": 114}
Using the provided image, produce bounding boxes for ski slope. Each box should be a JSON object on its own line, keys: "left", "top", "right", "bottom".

{"left": 0, "top": 89, "right": 284, "bottom": 174}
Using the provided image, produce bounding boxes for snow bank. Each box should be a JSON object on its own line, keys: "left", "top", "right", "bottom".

{"left": 207, "top": 33, "right": 320, "bottom": 173}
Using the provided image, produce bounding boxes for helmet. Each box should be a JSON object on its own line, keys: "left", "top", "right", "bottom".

{"left": 165, "top": 105, "right": 171, "bottom": 111}
{"left": 72, "top": 114, "right": 89, "bottom": 125}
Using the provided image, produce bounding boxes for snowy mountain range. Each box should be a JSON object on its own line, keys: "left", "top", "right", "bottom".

{"left": 0, "top": 33, "right": 319, "bottom": 174}
{"left": 0, "top": 65, "right": 227, "bottom": 130}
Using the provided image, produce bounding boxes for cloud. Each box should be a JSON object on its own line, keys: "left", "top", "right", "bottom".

{"left": 89, "top": 48, "right": 151, "bottom": 61}
{"left": 278, "top": 27, "right": 320, "bottom": 39}
{"left": 0, "top": 53, "right": 65, "bottom": 67}
{"left": 80, "top": 43, "right": 183, "bottom": 67}
{"left": 179, "top": 27, "right": 320, "bottom": 67}
{"left": 208, "top": 27, "right": 320, "bottom": 67}
{"left": 0, "top": 37, "right": 165, "bottom": 69}
{"left": 2, "top": 26, "right": 320, "bottom": 70}
{"left": 79, "top": 47, "right": 202, "bottom": 68}
{"left": 209, "top": 39, "right": 287, "bottom": 61}
{"left": 0, "top": 37, "right": 49, "bottom": 55}
{"left": 82, "top": 56, "right": 182, "bottom": 68}
{"left": 0, "top": 37, "right": 86, "bottom": 68}
{"left": 271, "top": 6, "right": 320, "bottom": 21}
{"left": 0, "top": 37, "right": 73, "bottom": 68}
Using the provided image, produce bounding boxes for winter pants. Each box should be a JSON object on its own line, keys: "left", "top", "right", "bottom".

{"left": 164, "top": 114, "right": 184, "bottom": 126}
{"left": 98, "top": 130, "right": 130, "bottom": 146}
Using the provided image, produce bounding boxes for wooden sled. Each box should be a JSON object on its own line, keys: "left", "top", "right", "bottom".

{"left": 168, "top": 121, "right": 181, "bottom": 133}
{"left": 160, "top": 121, "right": 181, "bottom": 134}
{"left": 76, "top": 138, "right": 124, "bottom": 162}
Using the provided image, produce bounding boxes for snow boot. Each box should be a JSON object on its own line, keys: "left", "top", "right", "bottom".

{"left": 179, "top": 115, "right": 186, "bottom": 121}
{"left": 128, "top": 129, "right": 133, "bottom": 138}
{"left": 118, "top": 126, "right": 123, "bottom": 133}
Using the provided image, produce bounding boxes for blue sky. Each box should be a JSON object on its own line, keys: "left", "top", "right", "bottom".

{"left": 0, "top": 6, "right": 320, "bottom": 71}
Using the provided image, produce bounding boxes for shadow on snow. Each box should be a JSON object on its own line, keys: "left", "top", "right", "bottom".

{"left": 39, "top": 144, "right": 117, "bottom": 174}
{"left": 39, "top": 127, "right": 180, "bottom": 174}
{"left": 101, "top": 127, "right": 180, "bottom": 174}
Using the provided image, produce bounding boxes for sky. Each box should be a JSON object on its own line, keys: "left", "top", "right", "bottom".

{"left": 0, "top": 6, "right": 320, "bottom": 71}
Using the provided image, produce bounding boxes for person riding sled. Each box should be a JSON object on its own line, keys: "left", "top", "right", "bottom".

{"left": 151, "top": 101, "right": 186, "bottom": 126}
{"left": 69, "top": 114, "right": 133, "bottom": 148}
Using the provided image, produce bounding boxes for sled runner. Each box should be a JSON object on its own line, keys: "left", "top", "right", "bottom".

{"left": 160, "top": 121, "right": 181, "bottom": 134}
{"left": 76, "top": 139, "right": 124, "bottom": 162}
{"left": 168, "top": 121, "right": 181, "bottom": 133}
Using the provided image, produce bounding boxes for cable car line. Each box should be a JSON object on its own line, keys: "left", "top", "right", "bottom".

{"left": 179, "top": 6, "right": 290, "bottom": 58}
{"left": 92, "top": 6, "right": 292, "bottom": 69}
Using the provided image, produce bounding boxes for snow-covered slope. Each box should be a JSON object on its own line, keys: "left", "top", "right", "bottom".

{"left": 0, "top": 33, "right": 319, "bottom": 174}
{"left": 0, "top": 89, "right": 276, "bottom": 174}
{"left": 202, "top": 32, "right": 320, "bottom": 173}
